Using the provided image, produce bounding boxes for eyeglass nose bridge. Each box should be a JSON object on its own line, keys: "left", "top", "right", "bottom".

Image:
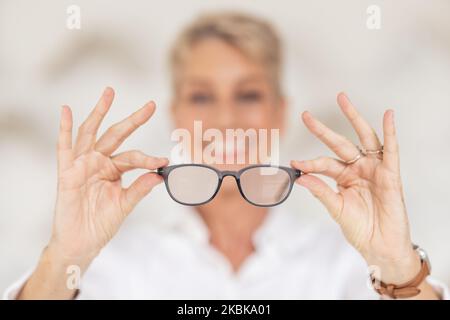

{"left": 219, "top": 171, "right": 240, "bottom": 179}
{"left": 217, "top": 171, "right": 244, "bottom": 196}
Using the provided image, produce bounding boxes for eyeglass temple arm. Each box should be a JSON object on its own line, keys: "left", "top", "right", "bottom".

{"left": 146, "top": 167, "right": 165, "bottom": 175}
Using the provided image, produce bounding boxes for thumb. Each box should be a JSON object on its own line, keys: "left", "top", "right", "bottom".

{"left": 297, "top": 174, "right": 343, "bottom": 220}
{"left": 121, "top": 173, "right": 163, "bottom": 214}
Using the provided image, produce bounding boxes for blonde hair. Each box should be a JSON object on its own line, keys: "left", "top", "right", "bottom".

{"left": 169, "top": 11, "right": 283, "bottom": 96}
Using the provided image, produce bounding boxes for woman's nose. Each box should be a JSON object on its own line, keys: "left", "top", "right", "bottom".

{"left": 215, "top": 102, "right": 238, "bottom": 129}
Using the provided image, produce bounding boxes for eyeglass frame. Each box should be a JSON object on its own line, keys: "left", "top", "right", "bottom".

{"left": 157, "top": 164, "right": 302, "bottom": 207}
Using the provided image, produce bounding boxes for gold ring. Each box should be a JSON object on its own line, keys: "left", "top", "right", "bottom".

{"left": 364, "top": 145, "right": 383, "bottom": 155}
{"left": 345, "top": 146, "right": 366, "bottom": 165}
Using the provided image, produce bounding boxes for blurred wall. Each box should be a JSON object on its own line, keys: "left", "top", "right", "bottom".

{"left": 1, "top": 0, "right": 449, "bottom": 293}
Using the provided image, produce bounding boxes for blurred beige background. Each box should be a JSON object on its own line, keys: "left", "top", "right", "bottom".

{"left": 1, "top": 0, "right": 449, "bottom": 293}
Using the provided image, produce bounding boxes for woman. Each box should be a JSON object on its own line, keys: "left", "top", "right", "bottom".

{"left": 5, "top": 12, "right": 448, "bottom": 299}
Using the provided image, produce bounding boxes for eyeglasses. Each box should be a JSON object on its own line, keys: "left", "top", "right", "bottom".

{"left": 157, "top": 164, "right": 302, "bottom": 207}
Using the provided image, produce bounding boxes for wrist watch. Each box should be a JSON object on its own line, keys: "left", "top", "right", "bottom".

{"left": 414, "top": 244, "right": 431, "bottom": 272}
{"left": 371, "top": 244, "right": 431, "bottom": 299}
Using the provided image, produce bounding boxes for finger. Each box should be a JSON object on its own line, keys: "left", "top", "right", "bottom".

{"left": 58, "top": 105, "right": 74, "bottom": 173}
{"left": 337, "top": 92, "right": 382, "bottom": 151}
{"left": 382, "top": 109, "right": 400, "bottom": 173}
{"left": 74, "top": 87, "right": 115, "bottom": 156}
{"left": 111, "top": 150, "right": 169, "bottom": 173}
{"left": 291, "top": 157, "right": 347, "bottom": 181}
{"left": 296, "top": 174, "right": 343, "bottom": 220}
{"left": 121, "top": 172, "right": 163, "bottom": 214}
{"left": 302, "top": 111, "right": 360, "bottom": 161}
{"left": 95, "top": 101, "right": 156, "bottom": 156}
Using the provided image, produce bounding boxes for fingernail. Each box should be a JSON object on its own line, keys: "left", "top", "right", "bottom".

{"left": 297, "top": 176, "right": 307, "bottom": 186}
{"left": 293, "top": 160, "right": 305, "bottom": 166}
{"left": 143, "top": 101, "right": 155, "bottom": 110}
{"left": 342, "top": 92, "right": 350, "bottom": 101}
{"left": 103, "top": 87, "right": 112, "bottom": 96}
{"left": 61, "top": 105, "right": 69, "bottom": 114}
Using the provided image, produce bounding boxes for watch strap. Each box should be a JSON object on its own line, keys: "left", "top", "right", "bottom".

{"left": 371, "top": 258, "right": 430, "bottom": 299}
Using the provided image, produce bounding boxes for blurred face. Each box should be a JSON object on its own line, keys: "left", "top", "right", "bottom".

{"left": 171, "top": 38, "right": 286, "bottom": 195}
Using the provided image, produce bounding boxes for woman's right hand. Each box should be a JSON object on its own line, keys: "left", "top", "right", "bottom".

{"left": 50, "top": 87, "right": 167, "bottom": 269}
{"left": 18, "top": 87, "right": 168, "bottom": 299}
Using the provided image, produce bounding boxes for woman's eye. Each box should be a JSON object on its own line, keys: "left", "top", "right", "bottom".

{"left": 236, "top": 91, "right": 263, "bottom": 103}
{"left": 189, "top": 93, "right": 213, "bottom": 105}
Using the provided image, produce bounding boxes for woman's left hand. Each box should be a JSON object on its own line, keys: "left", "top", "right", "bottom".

{"left": 291, "top": 92, "right": 420, "bottom": 284}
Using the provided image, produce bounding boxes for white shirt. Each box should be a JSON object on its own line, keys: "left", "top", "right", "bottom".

{"left": 3, "top": 207, "right": 449, "bottom": 299}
